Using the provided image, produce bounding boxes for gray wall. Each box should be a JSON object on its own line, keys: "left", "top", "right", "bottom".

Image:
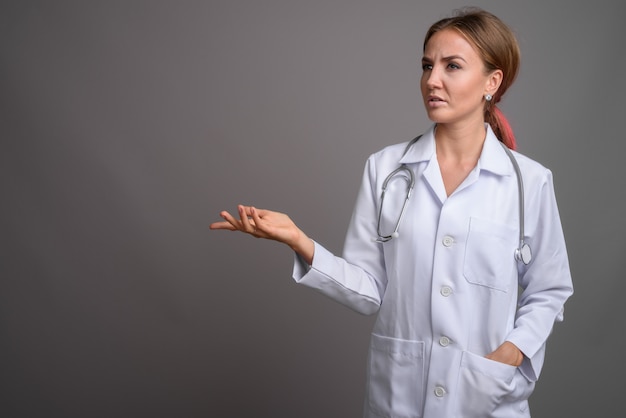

{"left": 1, "top": 1, "right": 624, "bottom": 417}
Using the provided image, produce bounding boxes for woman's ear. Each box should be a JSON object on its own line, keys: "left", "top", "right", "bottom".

{"left": 485, "top": 69, "right": 503, "bottom": 97}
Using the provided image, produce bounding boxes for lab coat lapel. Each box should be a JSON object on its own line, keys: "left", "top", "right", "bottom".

{"left": 422, "top": 157, "right": 448, "bottom": 205}
{"left": 398, "top": 125, "right": 448, "bottom": 205}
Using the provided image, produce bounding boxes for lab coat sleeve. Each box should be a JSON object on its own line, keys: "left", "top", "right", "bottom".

{"left": 292, "top": 156, "right": 388, "bottom": 315}
{"left": 505, "top": 169, "right": 574, "bottom": 382}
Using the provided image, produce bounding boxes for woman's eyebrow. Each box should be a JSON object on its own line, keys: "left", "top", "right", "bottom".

{"left": 421, "top": 54, "right": 468, "bottom": 63}
{"left": 443, "top": 55, "right": 467, "bottom": 63}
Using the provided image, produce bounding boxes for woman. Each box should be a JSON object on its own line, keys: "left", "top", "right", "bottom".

{"left": 211, "top": 8, "right": 573, "bottom": 418}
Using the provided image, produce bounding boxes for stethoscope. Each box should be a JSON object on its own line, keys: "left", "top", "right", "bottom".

{"left": 374, "top": 136, "right": 532, "bottom": 265}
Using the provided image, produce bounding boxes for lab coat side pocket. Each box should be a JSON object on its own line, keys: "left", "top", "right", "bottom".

{"left": 456, "top": 351, "right": 517, "bottom": 417}
{"left": 367, "top": 334, "right": 425, "bottom": 418}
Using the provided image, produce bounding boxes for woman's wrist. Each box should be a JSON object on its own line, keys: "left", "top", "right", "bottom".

{"left": 289, "top": 230, "right": 315, "bottom": 265}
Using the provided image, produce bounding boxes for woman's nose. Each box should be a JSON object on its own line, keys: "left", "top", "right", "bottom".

{"left": 425, "top": 68, "right": 442, "bottom": 88}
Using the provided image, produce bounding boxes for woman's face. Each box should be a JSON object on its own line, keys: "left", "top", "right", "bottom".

{"left": 420, "top": 29, "right": 500, "bottom": 128}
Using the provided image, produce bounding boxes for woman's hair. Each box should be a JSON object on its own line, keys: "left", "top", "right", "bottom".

{"left": 424, "top": 8, "right": 521, "bottom": 149}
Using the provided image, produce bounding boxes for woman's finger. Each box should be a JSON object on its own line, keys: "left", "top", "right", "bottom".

{"left": 209, "top": 220, "right": 237, "bottom": 231}
{"left": 238, "top": 205, "right": 257, "bottom": 234}
{"left": 218, "top": 210, "right": 241, "bottom": 229}
{"left": 250, "top": 206, "right": 266, "bottom": 236}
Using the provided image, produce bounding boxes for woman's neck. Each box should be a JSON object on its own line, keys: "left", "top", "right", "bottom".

{"left": 434, "top": 122, "right": 486, "bottom": 163}
{"left": 434, "top": 121, "right": 487, "bottom": 196}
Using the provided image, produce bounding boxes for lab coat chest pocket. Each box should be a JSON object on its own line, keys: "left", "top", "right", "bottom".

{"left": 463, "top": 217, "right": 517, "bottom": 292}
{"left": 367, "top": 334, "right": 425, "bottom": 418}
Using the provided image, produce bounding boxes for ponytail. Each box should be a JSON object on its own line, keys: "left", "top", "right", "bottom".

{"left": 485, "top": 105, "right": 517, "bottom": 150}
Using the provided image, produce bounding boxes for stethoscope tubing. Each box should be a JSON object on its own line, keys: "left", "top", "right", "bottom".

{"left": 375, "top": 165, "right": 415, "bottom": 243}
{"left": 374, "top": 137, "right": 531, "bottom": 265}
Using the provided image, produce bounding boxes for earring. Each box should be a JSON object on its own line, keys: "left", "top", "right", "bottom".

{"left": 485, "top": 94, "right": 493, "bottom": 102}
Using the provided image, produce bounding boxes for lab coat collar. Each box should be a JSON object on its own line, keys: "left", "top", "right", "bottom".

{"left": 398, "top": 124, "right": 514, "bottom": 177}
{"left": 477, "top": 124, "right": 514, "bottom": 177}
{"left": 398, "top": 125, "right": 436, "bottom": 165}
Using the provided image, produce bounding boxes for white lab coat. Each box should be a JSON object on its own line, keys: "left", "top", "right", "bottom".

{"left": 292, "top": 124, "right": 573, "bottom": 418}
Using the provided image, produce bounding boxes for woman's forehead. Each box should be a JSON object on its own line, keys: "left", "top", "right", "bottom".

{"left": 423, "top": 29, "right": 480, "bottom": 61}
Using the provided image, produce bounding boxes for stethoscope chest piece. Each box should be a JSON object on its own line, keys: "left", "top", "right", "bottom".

{"left": 515, "top": 242, "right": 532, "bottom": 265}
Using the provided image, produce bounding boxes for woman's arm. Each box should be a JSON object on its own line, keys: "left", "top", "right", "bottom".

{"left": 504, "top": 168, "right": 574, "bottom": 380}
{"left": 210, "top": 203, "right": 385, "bottom": 315}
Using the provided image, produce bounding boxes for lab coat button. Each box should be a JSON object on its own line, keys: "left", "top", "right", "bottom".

{"left": 440, "top": 286, "right": 452, "bottom": 297}
{"left": 439, "top": 336, "right": 450, "bottom": 347}
{"left": 434, "top": 386, "right": 446, "bottom": 397}
{"left": 442, "top": 236, "right": 454, "bottom": 247}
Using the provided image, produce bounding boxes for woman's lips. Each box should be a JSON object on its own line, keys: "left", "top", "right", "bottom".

{"left": 427, "top": 96, "right": 446, "bottom": 107}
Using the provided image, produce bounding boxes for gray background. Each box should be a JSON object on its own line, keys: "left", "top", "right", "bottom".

{"left": 1, "top": 1, "right": 623, "bottom": 417}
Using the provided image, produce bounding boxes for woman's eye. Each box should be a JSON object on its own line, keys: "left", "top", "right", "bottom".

{"left": 422, "top": 63, "right": 433, "bottom": 71}
{"left": 447, "top": 63, "right": 461, "bottom": 70}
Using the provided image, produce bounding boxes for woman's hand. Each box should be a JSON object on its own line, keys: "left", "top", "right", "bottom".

{"left": 485, "top": 341, "right": 524, "bottom": 367}
{"left": 209, "top": 205, "right": 315, "bottom": 264}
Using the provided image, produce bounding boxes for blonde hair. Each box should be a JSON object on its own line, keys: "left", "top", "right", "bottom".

{"left": 424, "top": 8, "right": 521, "bottom": 149}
